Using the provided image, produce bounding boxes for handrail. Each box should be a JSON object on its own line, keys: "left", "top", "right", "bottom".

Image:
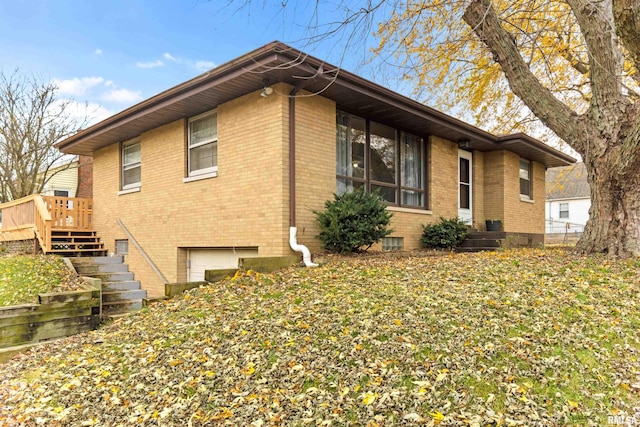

{"left": 42, "top": 196, "right": 93, "bottom": 230}
{"left": 116, "top": 219, "right": 168, "bottom": 284}
{"left": 34, "top": 196, "right": 52, "bottom": 252}
{"left": 0, "top": 194, "right": 38, "bottom": 210}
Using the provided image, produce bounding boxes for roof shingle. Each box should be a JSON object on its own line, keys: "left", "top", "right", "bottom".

{"left": 546, "top": 162, "right": 590, "bottom": 200}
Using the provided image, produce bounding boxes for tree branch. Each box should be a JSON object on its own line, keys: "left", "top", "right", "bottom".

{"left": 462, "top": 0, "right": 584, "bottom": 151}
{"left": 566, "top": 0, "right": 626, "bottom": 113}
{"left": 612, "top": 0, "right": 640, "bottom": 72}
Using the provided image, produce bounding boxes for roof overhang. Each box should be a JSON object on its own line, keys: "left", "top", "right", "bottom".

{"left": 56, "top": 41, "right": 575, "bottom": 167}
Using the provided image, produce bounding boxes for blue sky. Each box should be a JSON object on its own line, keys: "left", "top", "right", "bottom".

{"left": 0, "top": 0, "right": 395, "bottom": 124}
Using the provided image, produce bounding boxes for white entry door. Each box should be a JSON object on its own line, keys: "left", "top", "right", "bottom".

{"left": 458, "top": 150, "right": 473, "bottom": 224}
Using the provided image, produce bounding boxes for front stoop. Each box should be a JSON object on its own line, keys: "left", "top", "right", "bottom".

{"left": 456, "top": 231, "right": 544, "bottom": 252}
{"left": 70, "top": 256, "right": 146, "bottom": 317}
{"left": 456, "top": 231, "right": 505, "bottom": 252}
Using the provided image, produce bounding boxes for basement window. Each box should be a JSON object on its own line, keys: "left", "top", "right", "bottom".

{"left": 382, "top": 237, "right": 404, "bottom": 251}
{"left": 115, "top": 239, "right": 129, "bottom": 255}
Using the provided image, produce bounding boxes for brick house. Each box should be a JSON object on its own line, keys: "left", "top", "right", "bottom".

{"left": 54, "top": 42, "right": 574, "bottom": 297}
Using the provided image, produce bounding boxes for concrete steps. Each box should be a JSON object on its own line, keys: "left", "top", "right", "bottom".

{"left": 456, "top": 231, "right": 504, "bottom": 252}
{"left": 70, "top": 256, "right": 146, "bottom": 316}
{"left": 455, "top": 231, "right": 544, "bottom": 252}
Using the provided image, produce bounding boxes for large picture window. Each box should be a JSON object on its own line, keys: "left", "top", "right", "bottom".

{"left": 188, "top": 111, "right": 217, "bottom": 177}
{"left": 122, "top": 140, "right": 141, "bottom": 190}
{"left": 336, "top": 111, "right": 427, "bottom": 209}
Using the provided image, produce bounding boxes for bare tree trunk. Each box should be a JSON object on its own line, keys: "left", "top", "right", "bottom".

{"left": 578, "top": 157, "right": 640, "bottom": 256}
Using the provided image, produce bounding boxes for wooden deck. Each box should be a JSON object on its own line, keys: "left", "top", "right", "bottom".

{"left": 0, "top": 195, "right": 105, "bottom": 255}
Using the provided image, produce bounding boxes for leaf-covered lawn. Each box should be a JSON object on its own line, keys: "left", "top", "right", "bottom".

{"left": 0, "top": 255, "right": 84, "bottom": 306}
{"left": 1, "top": 249, "right": 639, "bottom": 426}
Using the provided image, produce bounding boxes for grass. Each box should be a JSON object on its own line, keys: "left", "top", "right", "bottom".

{"left": 0, "top": 248, "right": 639, "bottom": 426}
{"left": 0, "top": 254, "right": 82, "bottom": 306}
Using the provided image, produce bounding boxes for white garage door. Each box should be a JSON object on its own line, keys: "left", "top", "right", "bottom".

{"left": 188, "top": 249, "right": 258, "bottom": 282}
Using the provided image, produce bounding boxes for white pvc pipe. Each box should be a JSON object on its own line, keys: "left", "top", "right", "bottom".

{"left": 289, "top": 227, "right": 318, "bottom": 267}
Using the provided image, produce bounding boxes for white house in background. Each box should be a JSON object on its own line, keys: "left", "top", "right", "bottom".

{"left": 545, "top": 162, "right": 590, "bottom": 234}
{"left": 40, "top": 157, "right": 79, "bottom": 197}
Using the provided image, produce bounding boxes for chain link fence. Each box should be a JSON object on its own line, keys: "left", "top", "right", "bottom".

{"left": 546, "top": 220, "right": 585, "bottom": 244}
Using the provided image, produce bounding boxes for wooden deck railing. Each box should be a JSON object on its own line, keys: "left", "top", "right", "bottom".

{"left": 0, "top": 195, "right": 94, "bottom": 252}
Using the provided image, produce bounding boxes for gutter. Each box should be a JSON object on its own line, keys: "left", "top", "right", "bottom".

{"left": 288, "top": 84, "right": 318, "bottom": 267}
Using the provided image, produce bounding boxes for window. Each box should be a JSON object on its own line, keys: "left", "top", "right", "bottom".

{"left": 53, "top": 189, "right": 70, "bottom": 197}
{"left": 115, "top": 239, "right": 129, "bottom": 255}
{"left": 382, "top": 237, "right": 404, "bottom": 251}
{"left": 336, "top": 112, "right": 427, "bottom": 208}
{"left": 559, "top": 203, "right": 569, "bottom": 219}
{"left": 122, "top": 141, "right": 141, "bottom": 189}
{"left": 519, "top": 158, "right": 532, "bottom": 199}
{"left": 188, "top": 111, "right": 217, "bottom": 177}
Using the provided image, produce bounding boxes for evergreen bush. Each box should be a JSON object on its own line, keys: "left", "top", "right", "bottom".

{"left": 421, "top": 217, "right": 469, "bottom": 250}
{"left": 314, "top": 189, "right": 393, "bottom": 254}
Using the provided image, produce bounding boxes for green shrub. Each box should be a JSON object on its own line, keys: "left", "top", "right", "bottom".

{"left": 421, "top": 217, "right": 469, "bottom": 250}
{"left": 314, "top": 189, "right": 393, "bottom": 254}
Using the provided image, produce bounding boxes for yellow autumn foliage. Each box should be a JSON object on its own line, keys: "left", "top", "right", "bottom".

{"left": 374, "top": 0, "right": 639, "bottom": 138}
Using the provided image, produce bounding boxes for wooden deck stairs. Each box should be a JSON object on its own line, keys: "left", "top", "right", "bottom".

{"left": 49, "top": 230, "right": 107, "bottom": 257}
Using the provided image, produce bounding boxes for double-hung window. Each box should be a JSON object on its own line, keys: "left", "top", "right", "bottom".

{"left": 336, "top": 111, "right": 427, "bottom": 208}
{"left": 519, "top": 158, "right": 532, "bottom": 199}
{"left": 122, "top": 140, "right": 141, "bottom": 190}
{"left": 559, "top": 203, "right": 569, "bottom": 218}
{"left": 188, "top": 111, "right": 217, "bottom": 177}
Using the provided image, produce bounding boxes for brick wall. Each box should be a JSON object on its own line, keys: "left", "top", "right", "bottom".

{"left": 481, "top": 150, "right": 545, "bottom": 233}
{"left": 291, "top": 89, "right": 336, "bottom": 252}
{"left": 483, "top": 150, "right": 506, "bottom": 225}
{"left": 75, "top": 155, "right": 93, "bottom": 198}
{"left": 428, "top": 136, "right": 459, "bottom": 219}
{"left": 2, "top": 239, "right": 36, "bottom": 254}
{"left": 93, "top": 84, "right": 290, "bottom": 297}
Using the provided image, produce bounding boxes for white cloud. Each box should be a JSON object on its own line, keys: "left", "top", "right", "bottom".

{"left": 94, "top": 49, "right": 103, "bottom": 56}
{"left": 101, "top": 88, "right": 143, "bottom": 104}
{"left": 136, "top": 60, "right": 164, "bottom": 69}
{"left": 195, "top": 60, "right": 215, "bottom": 71}
{"left": 53, "top": 77, "right": 105, "bottom": 96}
{"left": 52, "top": 99, "right": 113, "bottom": 127}
{"left": 163, "top": 52, "right": 177, "bottom": 62}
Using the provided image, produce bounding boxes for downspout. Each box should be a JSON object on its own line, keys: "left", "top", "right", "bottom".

{"left": 288, "top": 85, "right": 318, "bottom": 267}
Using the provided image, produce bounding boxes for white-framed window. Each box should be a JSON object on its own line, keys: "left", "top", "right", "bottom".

{"left": 519, "top": 158, "right": 532, "bottom": 199}
{"left": 188, "top": 111, "right": 217, "bottom": 177}
{"left": 122, "top": 140, "right": 141, "bottom": 190}
{"left": 115, "top": 239, "right": 129, "bottom": 255}
{"left": 559, "top": 203, "right": 569, "bottom": 219}
{"left": 336, "top": 111, "right": 427, "bottom": 209}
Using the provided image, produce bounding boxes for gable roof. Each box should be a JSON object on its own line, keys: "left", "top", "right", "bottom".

{"left": 546, "top": 162, "right": 590, "bottom": 200}
{"left": 56, "top": 41, "right": 575, "bottom": 168}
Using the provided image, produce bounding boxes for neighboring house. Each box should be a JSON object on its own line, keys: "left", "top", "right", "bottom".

{"left": 40, "top": 158, "right": 78, "bottom": 198}
{"left": 545, "top": 162, "right": 590, "bottom": 234}
{"left": 55, "top": 41, "right": 574, "bottom": 297}
{"left": 39, "top": 155, "right": 94, "bottom": 198}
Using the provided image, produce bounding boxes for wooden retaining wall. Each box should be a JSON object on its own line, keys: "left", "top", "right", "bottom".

{"left": 0, "top": 279, "right": 101, "bottom": 349}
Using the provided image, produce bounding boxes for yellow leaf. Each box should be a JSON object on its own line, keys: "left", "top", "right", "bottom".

{"left": 393, "top": 319, "right": 402, "bottom": 326}
{"left": 568, "top": 400, "right": 579, "bottom": 408}
{"left": 430, "top": 411, "right": 445, "bottom": 424}
{"left": 362, "top": 392, "right": 377, "bottom": 405}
